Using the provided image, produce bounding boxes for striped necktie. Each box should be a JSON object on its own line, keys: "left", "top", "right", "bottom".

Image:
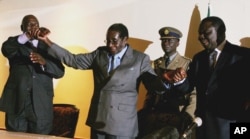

{"left": 209, "top": 50, "right": 217, "bottom": 71}
{"left": 109, "top": 55, "right": 115, "bottom": 74}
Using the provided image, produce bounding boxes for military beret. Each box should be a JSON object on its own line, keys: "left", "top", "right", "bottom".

{"left": 159, "top": 26, "right": 183, "bottom": 39}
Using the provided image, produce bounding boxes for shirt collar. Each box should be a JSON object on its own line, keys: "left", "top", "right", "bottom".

{"left": 164, "top": 52, "right": 177, "bottom": 61}
{"left": 214, "top": 40, "right": 226, "bottom": 54}
{"left": 18, "top": 33, "right": 39, "bottom": 47}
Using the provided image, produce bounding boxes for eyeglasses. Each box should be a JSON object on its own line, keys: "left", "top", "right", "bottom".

{"left": 104, "top": 39, "right": 121, "bottom": 45}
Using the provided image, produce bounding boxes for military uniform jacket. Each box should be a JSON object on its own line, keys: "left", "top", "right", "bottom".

{"left": 144, "top": 52, "right": 192, "bottom": 113}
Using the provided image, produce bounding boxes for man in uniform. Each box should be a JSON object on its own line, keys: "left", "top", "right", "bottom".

{"left": 137, "top": 27, "right": 196, "bottom": 139}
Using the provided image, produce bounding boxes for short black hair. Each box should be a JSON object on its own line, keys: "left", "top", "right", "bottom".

{"left": 21, "top": 14, "right": 39, "bottom": 31}
{"left": 107, "top": 23, "right": 129, "bottom": 39}
{"left": 199, "top": 16, "right": 226, "bottom": 44}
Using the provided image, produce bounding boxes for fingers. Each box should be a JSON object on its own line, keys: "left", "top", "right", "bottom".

{"left": 162, "top": 70, "right": 175, "bottom": 83}
{"left": 26, "top": 28, "right": 40, "bottom": 40}
{"left": 176, "top": 67, "right": 187, "bottom": 78}
{"left": 162, "top": 68, "right": 187, "bottom": 83}
{"left": 26, "top": 27, "right": 50, "bottom": 40}
{"left": 30, "top": 52, "right": 46, "bottom": 65}
{"left": 39, "top": 27, "right": 50, "bottom": 37}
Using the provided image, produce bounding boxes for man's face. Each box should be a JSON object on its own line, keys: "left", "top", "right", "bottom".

{"left": 22, "top": 15, "right": 39, "bottom": 33}
{"left": 106, "top": 31, "right": 127, "bottom": 55}
{"left": 161, "top": 38, "right": 179, "bottom": 56}
{"left": 198, "top": 21, "right": 218, "bottom": 51}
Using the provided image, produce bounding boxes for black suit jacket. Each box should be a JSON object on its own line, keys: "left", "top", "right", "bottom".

{"left": 0, "top": 36, "right": 65, "bottom": 120}
{"left": 177, "top": 41, "right": 250, "bottom": 121}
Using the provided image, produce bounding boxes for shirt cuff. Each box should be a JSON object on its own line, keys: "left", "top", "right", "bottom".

{"left": 173, "top": 78, "right": 186, "bottom": 86}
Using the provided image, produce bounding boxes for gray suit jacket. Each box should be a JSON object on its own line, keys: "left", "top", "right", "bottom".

{"left": 48, "top": 44, "right": 166, "bottom": 137}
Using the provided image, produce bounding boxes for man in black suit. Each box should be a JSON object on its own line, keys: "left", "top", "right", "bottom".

{"left": 0, "top": 14, "right": 65, "bottom": 134}
{"left": 167, "top": 16, "right": 250, "bottom": 139}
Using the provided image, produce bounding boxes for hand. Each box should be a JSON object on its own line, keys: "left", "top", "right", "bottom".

{"left": 30, "top": 52, "right": 46, "bottom": 65}
{"left": 162, "top": 69, "right": 176, "bottom": 83}
{"left": 172, "top": 67, "right": 187, "bottom": 82}
{"left": 162, "top": 67, "right": 187, "bottom": 83}
{"left": 38, "top": 27, "right": 50, "bottom": 37}
{"left": 26, "top": 27, "right": 50, "bottom": 40}
{"left": 27, "top": 27, "right": 53, "bottom": 47}
{"left": 36, "top": 27, "right": 53, "bottom": 46}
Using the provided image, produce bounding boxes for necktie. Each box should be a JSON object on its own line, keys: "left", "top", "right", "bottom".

{"left": 109, "top": 55, "right": 115, "bottom": 74}
{"left": 28, "top": 41, "right": 37, "bottom": 52}
{"left": 209, "top": 50, "right": 217, "bottom": 71}
{"left": 165, "top": 57, "right": 170, "bottom": 67}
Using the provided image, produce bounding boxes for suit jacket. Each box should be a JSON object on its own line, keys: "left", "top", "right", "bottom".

{"left": 48, "top": 44, "right": 166, "bottom": 137}
{"left": 0, "top": 36, "right": 65, "bottom": 121}
{"left": 177, "top": 41, "right": 250, "bottom": 121}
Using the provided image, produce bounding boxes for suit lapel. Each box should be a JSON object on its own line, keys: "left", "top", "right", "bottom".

{"left": 107, "top": 46, "right": 133, "bottom": 79}
{"left": 119, "top": 46, "right": 133, "bottom": 66}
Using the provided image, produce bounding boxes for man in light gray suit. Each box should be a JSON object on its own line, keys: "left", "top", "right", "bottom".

{"left": 33, "top": 23, "right": 170, "bottom": 139}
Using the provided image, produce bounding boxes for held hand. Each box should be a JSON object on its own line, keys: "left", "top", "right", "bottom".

{"left": 38, "top": 27, "right": 50, "bottom": 37}
{"left": 30, "top": 52, "right": 46, "bottom": 65}
{"left": 172, "top": 67, "right": 187, "bottom": 82}
{"left": 162, "top": 67, "right": 187, "bottom": 83}
{"left": 28, "top": 27, "right": 53, "bottom": 47}
{"left": 162, "top": 70, "right": 176, "bottom": 83}
{"left": 26, "top": 27, "right": 50, "bottom": 40}
{"left": 36, "top": 27, "right": 53, "bottom": 46}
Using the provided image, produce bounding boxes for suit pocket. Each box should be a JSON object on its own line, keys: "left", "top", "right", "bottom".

{"left": 118, "top": 103, "right": 135, "bottom": 113}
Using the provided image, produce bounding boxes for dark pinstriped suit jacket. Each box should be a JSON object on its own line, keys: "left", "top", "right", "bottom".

{"left": 0, "top": 36, "right": 65, "bottom": 121}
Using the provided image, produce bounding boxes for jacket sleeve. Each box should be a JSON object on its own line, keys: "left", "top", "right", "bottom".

{"left": 48, "top": 43, "right": 96, "bottom": 70}
{"left": 139, "top": 54, "right": 166, "bottom": 94}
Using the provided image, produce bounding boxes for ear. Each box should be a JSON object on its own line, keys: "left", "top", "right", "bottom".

{"left": 123, "top": 36, "right": 128, "bottom": 41}
{"left": 176, "top": 41, "right": 180, "bottom": 46}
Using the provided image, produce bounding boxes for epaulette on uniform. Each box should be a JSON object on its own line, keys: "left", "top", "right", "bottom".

{"left": 154, "top": 57, "right": 164, "bottom": 65}
{"left": 181, "top": 56, "right": 192, "bottom": 61}
{"left": 153, "top": 57, "right": 164, "bottom": 69}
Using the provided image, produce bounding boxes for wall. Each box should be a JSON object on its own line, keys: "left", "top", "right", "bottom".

{"left": 1, "top": 0, "right": 250, "bottom": 138}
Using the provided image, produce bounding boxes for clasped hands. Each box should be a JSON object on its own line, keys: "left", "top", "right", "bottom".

{"left": 26, "top": 27, "right": 50, "bottom": 40}
{"left": 26, "top": 27, "right": 50, "bottom": 66}
{"left": 161, "top": 67, "right": 187, "bottom": 84}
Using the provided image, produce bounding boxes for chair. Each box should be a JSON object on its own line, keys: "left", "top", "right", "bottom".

{"left": 49, "top": 104, "right": 80, "bottom": 138}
